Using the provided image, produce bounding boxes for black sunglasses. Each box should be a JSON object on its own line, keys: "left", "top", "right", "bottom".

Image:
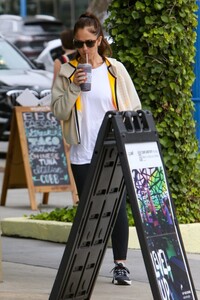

{"left": 73, "top": 39, "right": 97, "bottom": 49}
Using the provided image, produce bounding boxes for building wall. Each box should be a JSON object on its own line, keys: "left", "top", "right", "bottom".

{"left": 0, "top": 0, "right": 91, "bottom": 28}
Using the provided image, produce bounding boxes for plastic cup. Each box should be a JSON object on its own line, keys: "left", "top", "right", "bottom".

{"left": 77, "top": 63, "right": 92, "bottom": 91}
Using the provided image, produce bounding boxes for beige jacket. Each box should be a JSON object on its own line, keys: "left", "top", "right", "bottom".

{"left": 51, "top": 57, "right": 141, "bottom": 144}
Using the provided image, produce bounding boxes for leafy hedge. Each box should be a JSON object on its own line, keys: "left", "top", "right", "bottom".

{"left": 28, "top": 204, "right": 135, "bottom": 226}
{"left": 105, "top": 0, "right": 200, "bottom": 223}
{"left": 28, "top": 207, "right": 77, "bottom": 223}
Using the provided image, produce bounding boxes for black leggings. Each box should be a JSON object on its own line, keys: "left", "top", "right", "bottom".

{"left": 71, "top": 163, "right": 129, "bottom": 261}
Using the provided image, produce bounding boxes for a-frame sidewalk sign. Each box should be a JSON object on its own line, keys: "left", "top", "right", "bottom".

{"left": 0, "top": 106, "right": 77, "bottom": 210}
{"left": 49, "top": 110, "right": 197, "bottom": 300}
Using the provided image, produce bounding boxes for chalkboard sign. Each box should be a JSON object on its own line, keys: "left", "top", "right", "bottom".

{"left": 0, "top": 106, "right": 77, "bottom": 210}
{"left": 22, "top": 110, "right": 69, "bottom": 187}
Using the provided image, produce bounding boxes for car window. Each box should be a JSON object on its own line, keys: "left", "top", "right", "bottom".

{"left": 0, "top": 20, "right": 21, "bottom": 32}
{"left": 50, "top": 46, "right": 63, "bottom": 60}
{"left": 0, "top": 20, "right": 13, "bottom": 31}
{"left": 24, "top": 23, "right": 64, "bottom": 34}
{"left": 0, "top": 40, "right": 32, "bottom": 70}
{"left": 23, "top": 25, "right": 45, "bottom": 34}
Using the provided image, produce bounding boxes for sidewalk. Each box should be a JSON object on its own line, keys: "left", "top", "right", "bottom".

{"left": 0, "top": 157, "right": 200, "bottom": 300}
{"left": 1, "top": 237, "right": 155, "bottom": 300}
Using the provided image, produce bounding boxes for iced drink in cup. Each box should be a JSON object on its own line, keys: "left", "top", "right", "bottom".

{"left": 77, "top": 63, "right": 92, "bottom": 91}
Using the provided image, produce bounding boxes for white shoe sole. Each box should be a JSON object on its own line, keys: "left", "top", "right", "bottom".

{"left": 112, "top": 279, "right": 132, "bottom": 286}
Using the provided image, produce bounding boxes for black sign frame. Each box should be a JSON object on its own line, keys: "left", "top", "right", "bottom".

{"left": 49, "top": 110, "right": 197, "bottom": 300}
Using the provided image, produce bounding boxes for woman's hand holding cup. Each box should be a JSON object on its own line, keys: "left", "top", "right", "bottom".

{"left": 75, "top": 63, "right": 92, "bottom": 91}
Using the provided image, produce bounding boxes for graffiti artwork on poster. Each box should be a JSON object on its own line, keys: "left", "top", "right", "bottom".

{"left": 125, "top": 142, "right": 196, "bottom": 300}
{"left": 132, "top": 166, "right": 174, "bottom": 237}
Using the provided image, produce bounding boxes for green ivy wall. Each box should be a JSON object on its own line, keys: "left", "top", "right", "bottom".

{"left": 105, "top": 0, "right": 200, "bottom": 223}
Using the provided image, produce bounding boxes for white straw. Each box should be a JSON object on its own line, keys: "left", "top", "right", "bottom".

{"left": 86, "top": 53, "right": 88, "bottom": 64}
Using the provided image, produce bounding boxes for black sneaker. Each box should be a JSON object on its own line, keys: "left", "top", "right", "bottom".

{"left": 111, "top": 263, "right": 132, "bottom": 285}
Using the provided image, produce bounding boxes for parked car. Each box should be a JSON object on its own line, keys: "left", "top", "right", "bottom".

{"left": 35, "top": 39, "right": 63, "bottom": 72}
{"left": 0, "top": 14, "right": 66, "bottom": 59}
{"left": 0, "top": 34, "right": 53, "bottom": 141}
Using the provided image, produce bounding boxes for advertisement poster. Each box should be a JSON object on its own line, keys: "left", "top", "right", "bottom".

{"left": 125, "top": 142, "right": 195, "bottom": 300}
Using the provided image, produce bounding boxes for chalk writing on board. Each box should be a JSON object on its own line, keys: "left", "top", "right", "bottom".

{"left": 22, "top": 111, "right": 69, "bottom": 186}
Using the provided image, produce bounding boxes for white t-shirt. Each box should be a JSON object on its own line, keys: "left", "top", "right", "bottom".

{"left": 70, "top": 62, "right": 115, "bottom": 164}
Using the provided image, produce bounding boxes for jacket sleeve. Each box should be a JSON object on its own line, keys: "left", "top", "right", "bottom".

{"left": 116, "top": 61, "right": 142, "bottom": 111}
{"left": 51, "top": 72, "right": 81, "bottom": 121}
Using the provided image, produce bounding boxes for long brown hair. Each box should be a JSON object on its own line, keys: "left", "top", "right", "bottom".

{"left": 60, "top": 29, "right": 74, "bottom": 50}
{"left": 73, "top": 12, "right": 112, "bottom": 58}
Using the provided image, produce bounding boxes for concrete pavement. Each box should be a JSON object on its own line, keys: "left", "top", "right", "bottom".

{"left": 0, "top": 156, "right": 200, "bottom": 300}
{"left": 1, "top": 237, "right": 154, "bottom": 300}
{"left": 1, "top": 236, "right": 200, "bottom": 300}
